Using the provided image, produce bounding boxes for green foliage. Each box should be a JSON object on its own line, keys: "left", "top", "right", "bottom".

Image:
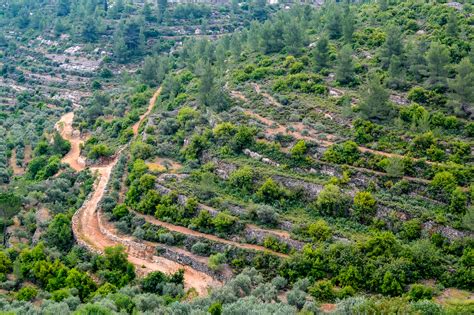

{"left": 323, "top": 141, "right": 360, "bottom": 165}
{"left": 273, "top": 73, "right": 326, "bottom": 94}
{"left": 263, "top": 235, "right": 289, "bottom": 254}
{"left": 208, "top": 253, "right": 226, "bottom": 271}
{"left": 408, "top": 284, "right": 434, "bottom": 301}
{"left": 449, "top": 187, "right": 467, "bottom": 215}
{"left": 290, "top": 140, "right": 307, "bottom": 160}
{"left": 0, "top": 250, "right": 12, "bottom": 276}
{"left": 65, "top": 268, "right": 97, "bottom": 301}
{"left": 381, "top": 271, "right": 403, "bottom": 296}
{"left": 352, "top": 191, "right": 376, "bottom": 223}
{"left": 94, "top": 246, "right": 135, "bottom": 288}
{"left": 353, "top": 119, "right": 381, "bottom": 144}
{"left": 400, "top": 219, "right": 422, "bottom": 241}
{"left": 309, "top": 280, "right": 336, "bottom": 302}
{"left": 88, "top": 144, "right": 113, "bottom": 160}
{"left": 429, "top": 171, "right": 457, "bottom": 201}
{"left": 228, "top": 166, "right": 254, "bottom": 193}
{"left": 112, "top": 204, "right": 129, "bottom": 220}
{"left": 131, "top": 141, "right": 154, "bottom": 160}
{"left": 314, "top": 184, "right": 350, "bottom": 217}
{"left": 212, "top": 212, "right": 238, "bottom": 233}
{"left": 307, "top": 219, "right": 332, "bottom": 242}
{"left": 336, "top": 45, "right": 355, "bottom": 85}
{"left": 313, "top": 36, "right": 330, "bottom": 71}
{"left": 44, "top": 214, "right": 73, "bottom": 251}
{"left": 255, "top": 178, "right": 288, "bottom": 204}
{"left": 16, "top": 285, "right": 38, "bottom": 301}
{"left": 359, "top": 78, "right": 392, "bottom": 122}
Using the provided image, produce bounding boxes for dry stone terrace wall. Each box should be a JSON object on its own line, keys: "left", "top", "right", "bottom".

{"left": 155, "top": 245, "right": 231, "bottom": 282}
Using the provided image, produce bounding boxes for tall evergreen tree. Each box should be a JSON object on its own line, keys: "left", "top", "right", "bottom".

{"left": 446, "top": 11, "right": 458, "bottom": 37}
{"left": 406, "top": 41, "right": 427, "bottom": 83}
{"left": 387, "top": 56, "right": 406, "bottom": 90}
{"left": 326, "top": 8, "right": 342, "bottom": 40}
{"left": 359, "top": 77, "right": 392, "bottom": 122}
{"left": 336, "top": 45, "right": 355, "bottom": 85}
{"left": 450, "top": 58, "right": 474, "bottom": 115}
{"left": 81, "top": 17, "right": 98, "bottom": 42}
{"left": 426, "top": 42, "right": 449, "bottom": 91}
{"left": 313, "top": 36, "right": 330, "bottom": 71}
{"left": 284, "top": 20, "right": 304, "bottom": 56}
{"left": 57, "top": 0, "right": 71, "bottom": 16}
{"left": 342, "top": 9, "right": 355, "bottom": 43}
{"left": 380, "top": 25, "right": 403, "bottom": 68}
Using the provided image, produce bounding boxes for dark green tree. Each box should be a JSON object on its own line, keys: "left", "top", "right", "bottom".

{"left": 57, "top": 0, "right": 71, "bottom": 16}
{"left": 359, "top": 78, "right": 392, "bottom": 122}
{"left": 313, "top": 36, "right": 329, "bottom": 71}
{"left": 342, "top": 9, "right": 354, "bottom": 43}
{"left": 45, "top": 214, "right": 73, "bottom": 251}
{"left": 450, "top": 58, "right": 474, "bottom": 114}
{"left": 0, "top": 192, "right": 21, "bottom": 246}
{"left": 81, "top": 17, "right": 98, "bottom": 42}
{"left": 380, "top": 25, "right": 403, "bottom": 68}
{"left": 426, "top": 42, "right": 449, "bottom": 91}
{"left": 336, "top": 45, "right": 355, "bottom": 85}
{"left": 446, "top": 10, "right": 458, "bottom": 37}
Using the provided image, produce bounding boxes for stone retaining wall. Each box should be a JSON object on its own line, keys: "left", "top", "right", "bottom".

{"left": 156, "top": 245, "right": 230, "bottom": 282}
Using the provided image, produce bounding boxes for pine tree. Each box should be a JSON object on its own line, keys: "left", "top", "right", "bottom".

{"left": 336, "top": 45, "right": 355, "bottom": 85}
{"left": 81, "top": 17, "right": 98, "bottom": 42}
{"left": 359, "top": 77, "right": 392, "bottom": 122}
{"left": 326, "top": 8, "right": 342, "bottom": 40}
{"left": 57, "top": 0, "right": 71, "bottom": 16}
{"left": 446, "top": 11, "right": 458, "bottom": 37}
{"left": 450, "top": 58, "right": 474, "bottom": 114}
{"left": 284, "top": 20, "right": 304, "bottom": 56}
{"left": 313, "top": 36, "right": 329, "bottom": 71}
{"left": 342, "top": 9, "right": 355, "bottom": 43}
{"left": 387, "top": 56, "right": 406, "bottom": 90}
{"left": 380, "top": 25, "right": 403, "bottom": 68}
{"left": 426, "top": 42, "right": 450, "bottom": 91}
{"left": 406, "top": 41, "right": 427, "bottom": 83}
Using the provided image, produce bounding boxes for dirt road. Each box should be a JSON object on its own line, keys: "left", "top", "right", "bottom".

{"left": 58, "top": 87, "right": 220, "bottom": 295}
{"left": 55, "top": 112, "right": 86, "bottom": 171}
{"left": 132, "top": 87, "right": 162, "bottom": 136}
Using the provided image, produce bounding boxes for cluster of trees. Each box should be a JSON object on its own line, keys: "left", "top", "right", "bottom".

{"left": 0, "top": 242, "right": 185, "bottom": 308}
{"left": 25, "top": 133, "right": 70, "bottom": 181}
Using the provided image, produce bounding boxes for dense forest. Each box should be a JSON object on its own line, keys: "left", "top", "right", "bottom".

{"left": 0, "top": 0, "right": 473, "bottom": 314}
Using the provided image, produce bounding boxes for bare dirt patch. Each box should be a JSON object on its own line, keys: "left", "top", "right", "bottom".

{"left": 9, "top": 149, "right": 24, "bottom": 175}
{"left": 146, "top": 157, "right": 182, "bottom": 173}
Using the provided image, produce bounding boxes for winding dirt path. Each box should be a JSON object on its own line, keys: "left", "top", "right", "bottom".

{"left": 55, "top": 112, "right": 86, "bottom": 171}
{"left": 59, "top": 87, "right": 220, "bottom": 295}
{"left": 133, "top": 87, "right": 161, "bottom": 136}
{"left": 134, "top": 212, "right": 289, "bottom": 258}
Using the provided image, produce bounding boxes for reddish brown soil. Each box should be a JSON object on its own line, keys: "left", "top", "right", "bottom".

{"left": 55, "top": 112, "right": 87, "bottom": 171}
{"left": 9, "top": 149, "right": 24, "bottom": 175}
